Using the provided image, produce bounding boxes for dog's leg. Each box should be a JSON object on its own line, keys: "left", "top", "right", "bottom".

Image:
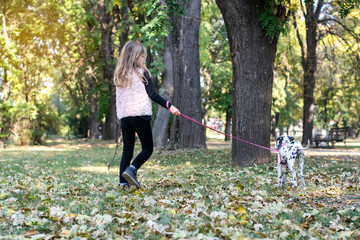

{"left": 288, "top": 157, "right": 297, "bottom": 187}
{"left": 299, "top": 152, "right": 305, "bottom": 187}
{"left": 280, "top": 165, "right": 289, "bottom": 186}
{"left": 277, "top": 154, "right": 283, "bottom": 187}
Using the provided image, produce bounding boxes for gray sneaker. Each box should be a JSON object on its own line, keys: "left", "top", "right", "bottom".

{"left": 122, "top": 167, "right": 141, "bottom": 189}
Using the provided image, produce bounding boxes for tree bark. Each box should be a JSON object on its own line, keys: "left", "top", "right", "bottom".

{"left": 152, "top": 31, "right": 174, "bottom": 149}
{"left": 203, "top": 70, "right": 211, "bottom": 127}
{"left": 88, "top": 91, "right": 100, "bottom": 139}
{"left": 225, "top": 111, "right": 231, "bottom": 141}
{"left": 170, "top": 0, "right": 206, "bottom": 149}
{"left": 216, "top": 0, "right": 279, "bottom": 166}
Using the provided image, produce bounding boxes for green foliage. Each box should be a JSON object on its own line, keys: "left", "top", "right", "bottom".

{"left": 273, "top": 2, "right": 360, "bottom": 135}
{"left": 272, "top": 24, "right": 304, "bottom": 133}
{"left": 208, "top": 64, "right": 232, "bottom": 115}
{"left": 141, "top": 0, "right": 184, "bottom": 38}
{"left": 127, "top": 0, "right": 184, "bottom": 78}
{"left": 310, "top": 5, "right": 360, "bottom": 130}
{"left": 31, "top": 97, "right": 61, "bottom": 144}
{"left": 1, "top": 0, "right": 359, "bottom": 144}
{"left": 0, "top": 102, "right": 12, "bottom": 139}
{"left": 315, "top": 30, "right": 360, "bottom": 129}
{"left": 259, "top": 0, "right": 289, "bottom": 39}
{"left": 0, "top": 100, "right": 56, "bottom": 145}
{"left": 338, "top": 0, "right": 360, "bottom": 18}
{"left": 200, "top": 0, "right": 232, "bottom": 119}
{"left": 50, "top": 0, "right": 106, "bottom": 137}
{"left": 0, "top": 0, "right": 186, "bottom": 143}
{"left": 0, "top": 0, "right": 67, "bottom": 144}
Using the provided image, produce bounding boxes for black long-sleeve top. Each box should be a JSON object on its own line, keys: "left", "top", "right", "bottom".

{"left": 144, "top": 71, "right": 171, "bottom": 109}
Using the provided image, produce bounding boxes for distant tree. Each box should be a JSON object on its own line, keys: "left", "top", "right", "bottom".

{"left": 52, "top": 0, "right": 108, "bottom": 139}
{"left": 271, "top": 4, "right": 307, "bottom": 140}
{"left": 314, "top": 7, "right": 360, "bottom": 133}
{"left": 91, "top": 0, "right": 121, "bottom": 140}
{"left": 292, "top": 0, "right": 324, "bottom": 144}
{"left": 292, "top": 0, "right": 359, "bottom": 143}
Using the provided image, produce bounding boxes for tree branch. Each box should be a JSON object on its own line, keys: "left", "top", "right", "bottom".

{"left": 315, "top": 0, "right": 324, "bottom": 20}
{"left": 322, "top": 25, "right": 360, "bottom": 67}
{"left": 299, "top": 0, "right": 307, "bottom": 20}
{"left": 292, "top": 11, "right": 306, "bottom": 67}
{"left": 318, "top": 18, "right": 360, "bottom": 41}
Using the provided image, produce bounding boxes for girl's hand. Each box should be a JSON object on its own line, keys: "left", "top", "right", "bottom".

{"left": 169, "top": 106, "right": 181, "bottom": 116}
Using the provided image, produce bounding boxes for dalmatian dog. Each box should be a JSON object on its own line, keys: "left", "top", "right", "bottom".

{"left": 274, "top": 136, "right": 310, "bottom": 188}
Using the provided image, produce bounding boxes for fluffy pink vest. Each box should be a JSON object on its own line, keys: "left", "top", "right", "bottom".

{"left": 116, "top": 70, "right": 152, "bottom": 120}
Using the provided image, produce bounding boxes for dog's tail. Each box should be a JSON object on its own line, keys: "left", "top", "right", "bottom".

{"left": 299, "top": 139, "right": 310, "bottom": 150}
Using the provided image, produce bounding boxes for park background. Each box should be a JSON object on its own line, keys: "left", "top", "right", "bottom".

{"left": 1, "top": 0, "right": 360, "bottom": 239}
{"left": 1, "top": 1, "right": 359, "bottom": 155}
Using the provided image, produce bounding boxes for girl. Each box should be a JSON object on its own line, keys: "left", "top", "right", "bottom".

{"left": 114, "top": 41, "right": 180, "bottom": 190}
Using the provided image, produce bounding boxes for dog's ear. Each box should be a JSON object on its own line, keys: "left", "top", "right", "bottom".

{"left": 275, "top": 136, "right": 283, "bottom": 148}
{"left": 289, "top": 136, "right": 294, "bottom": 142}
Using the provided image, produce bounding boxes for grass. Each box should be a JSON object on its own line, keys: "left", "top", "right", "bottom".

{"left": 0, "top": 137, "right": 359, "bottom": 239}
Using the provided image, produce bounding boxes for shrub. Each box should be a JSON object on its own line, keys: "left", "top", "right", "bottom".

{"left": 4, "top": 98, "right": 61, "bottom": 145}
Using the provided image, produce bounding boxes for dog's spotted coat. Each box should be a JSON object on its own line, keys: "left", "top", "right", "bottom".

{"left": 274, "top": 136, "right": 310, "bottom": 188}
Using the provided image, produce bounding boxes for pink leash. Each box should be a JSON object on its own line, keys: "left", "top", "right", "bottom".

{"left": 166, "top": 102, "right": 279, "bottom": 153}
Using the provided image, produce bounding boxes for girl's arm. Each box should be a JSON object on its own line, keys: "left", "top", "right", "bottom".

{"left": 144, "top": 71, "right": 180, "bottom": 115}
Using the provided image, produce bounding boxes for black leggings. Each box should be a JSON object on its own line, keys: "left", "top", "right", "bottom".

{"left": 119, "top": 117, "right": 153, "bottom": 183}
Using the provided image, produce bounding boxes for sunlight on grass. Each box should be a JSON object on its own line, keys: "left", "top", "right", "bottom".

{"left": 77, "top": 166, "right": 118, "bottom": 174}
{"left": 143, "top": 164, "right": 167, "bottom": 171}
{"left": 206, "top": 129, "right": 227, "bottom": 140}
{"left": 2, "top": 146, "right": 74, "bottom": 152}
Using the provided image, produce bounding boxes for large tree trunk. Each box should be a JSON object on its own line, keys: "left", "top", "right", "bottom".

{"left": 152, "top": 32, "right": 174, "bottom": 149}
{"left": 216, "top": 0, "right": 280, "bottom": 166}
{"left": 170, "top": 0, "right": 206, "bottom": 149}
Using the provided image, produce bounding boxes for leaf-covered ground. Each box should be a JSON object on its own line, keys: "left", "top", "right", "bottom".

{"left": 1, "top": 138, "right": 359, "bottom": 239}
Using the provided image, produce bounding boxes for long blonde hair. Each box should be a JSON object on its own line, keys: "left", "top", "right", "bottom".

{"left": 114, "top": 41, "right": 150, "bottom": 87}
